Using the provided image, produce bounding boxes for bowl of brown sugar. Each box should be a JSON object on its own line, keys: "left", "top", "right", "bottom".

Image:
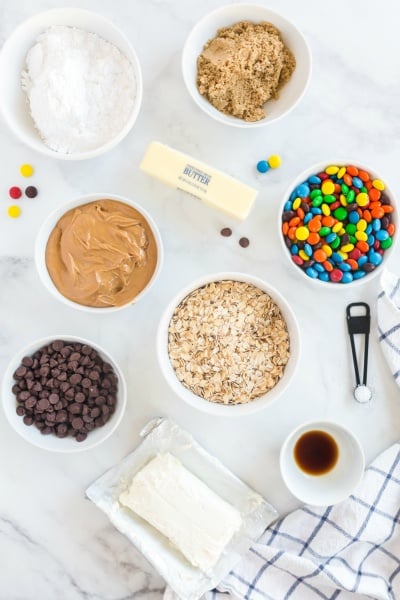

{"left": 157, "top": 272, "right": 301, "bottom": 415}
{"left": 182, "top": 4, "right": 311, "bottom": 127}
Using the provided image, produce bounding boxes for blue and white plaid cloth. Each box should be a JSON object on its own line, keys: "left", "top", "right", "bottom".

{"left": 377, "top": 269, "right": 400, "bottom": 383}
{"left": 165, "top": 271, "right": 400, "bottom": 600}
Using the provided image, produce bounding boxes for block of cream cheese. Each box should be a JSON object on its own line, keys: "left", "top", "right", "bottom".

{"left": 140, "top": 141, "right": 257, "bottom": 220}
{"left": 119, "top": 452, "right": 242, "bottom": 572}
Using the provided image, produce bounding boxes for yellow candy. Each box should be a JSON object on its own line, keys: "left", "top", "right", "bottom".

{"left": 321, "top": 203, "right": 330, "bottom": 216}
{"left": 372, "top": 179, "right": 385, "bottom": 191}
{"left": 322, "top": 244, "right": 332, "bottom": 257}
{"left": 341, "top": 243, "right": 354, "bottom": 252}
{"left": 321, "top": 180, "right": 335, "bottom": 195}
{"left": 338, "top": 250, "right": 348, "bottom": 260}
{"left": 325, "top": 165, "right": 339, "bottom": 175}
{"left": 332, "top": 222, "right": 343, "bottom": 233}
{"left": 7, "top": 205, "right": 21, "bottom": 218}
{"left": 356, "top": 192, "right": 369, "bottom": 207}
{"left": 20, "top": 163, "right": 34, "bottom": 177}
{"left": 337, "top": 166, "right": 346, "bottom": 179}
{"left": 338, "top": 227, "right": 346, "bottom": 235}
{"left": 295, "top": 226, "right": 309, "bottom": 241}
{"left": 268, "top": 155, "right": 281, "bottom": 169}
{"left": 340, "top": 194, "right": 347, "bottom": 207}
{"left": 292, "top": 197, "right": 301, "bottom": 210}
{"left": 357, "top": 219, "right": 367, "bottom": 232}
{"left": 299, "top": 249, "right": 309, "bottom": 261}
{"left": 355, "top": 231, "right": 368, "bottom": 242}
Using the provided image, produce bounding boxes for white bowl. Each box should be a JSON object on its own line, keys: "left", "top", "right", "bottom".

{"left": 279, "top": 160, "right": 398, "bottom": 288}
{"left": 35, "top": 193, "right": 163, "bottom": 313}
{"left": 280, "top": 420, "right": 365, "bottom": 506}
{"left": 0, "top": 8, "right": 143, "bottom": 159}
{"left": 182, "top": 4, "right": 311, "bottom": 128}
{"left": 157, "top": 272, "right": 301, "bottom": 416}
{"left": 2, "top": 335, "right": 127, "bottom": 453}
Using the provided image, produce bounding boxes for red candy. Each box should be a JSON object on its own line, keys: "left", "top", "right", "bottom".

{"left": 330, "top": 269, "right": 343, "bottom": 282}
{"left": 9, "top": 186, "right": 22, "bottom": 199}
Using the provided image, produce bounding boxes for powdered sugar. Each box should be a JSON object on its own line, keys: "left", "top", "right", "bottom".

{"left": 21, "top": 25, "right": 137, "bottom": 154}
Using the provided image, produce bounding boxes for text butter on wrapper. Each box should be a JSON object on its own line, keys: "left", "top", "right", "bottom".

{"left": 119, "top": 453, "right": 242, "bottom": 572}
{"left": 140, "top": 141, "right": 258, "bottom": 220}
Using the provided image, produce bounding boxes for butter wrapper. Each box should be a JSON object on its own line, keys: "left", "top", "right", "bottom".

{"left": 86, "top": 418, "right": 278, "bottom": 600}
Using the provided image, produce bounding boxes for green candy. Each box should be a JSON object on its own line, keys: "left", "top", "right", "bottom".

{"left": 347, "top": 189, "right": 355, "bottom": 203}
{"left": 334, "top": 207, "right": 347, "bottom": 220}
{"left": 341, "top": 184, "right": 349, "bottom": 194}
{"left": 312, "top": 196, "right": 323, "bottom": 207}
{"left": 323, "top": 194, "right": 336, "bottom": 204}
{"left": 349, "top": 235, "right": 357, "bottom": 244}
{"left": 331, "top": 236, "right": 341, "bottom": 249}
{"left": 361, "top": 186, "right": 367, "bottom": 193}
{"left": 310, "top": 189, "right": 322, "bottom": 199}
{"left": 346, "top": 223, "right": 357, "bottom": 234}
{"left": 319, "top": 226, "right": 331, "bottom": 237}
{"left": 381, "top": 237, "right": 393, "bottom": 249}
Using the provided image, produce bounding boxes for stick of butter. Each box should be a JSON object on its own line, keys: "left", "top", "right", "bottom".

{"left": 119, "top": 453, "right": 242, "bottom": 572}
{"left": 140, "top": 141, "right": 258, "bottom": 220}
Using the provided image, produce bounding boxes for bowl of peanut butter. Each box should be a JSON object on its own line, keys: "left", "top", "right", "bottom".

{"left": 35, "top": 194, "right": 163, "bottom": 312}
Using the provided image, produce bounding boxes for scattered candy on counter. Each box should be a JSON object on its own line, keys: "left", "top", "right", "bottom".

{"left": 220, "top": 227, "right": 232, "bottom": 237}
{"left": 9, "top": 186, "right": 22, "bottom": 199}
{"left": 6, "top": 165, "right": 39, "bottom": 218}
{"left": 256, "top": 154, "right": 282, "bottom": 173}
{"left": 19, "top": 163, "right": 34, "bottom": 177}
{"left": 281, "top": 164, "right": 396, "bottom": 283}
{"left": 239, "top": 237, "right": 250, "bottom": 248}
{"left": 7, "top": 205, "right": 21, "bottom": 218}
{"left": 25, "top": 185, "right": 38, "bottom": 198}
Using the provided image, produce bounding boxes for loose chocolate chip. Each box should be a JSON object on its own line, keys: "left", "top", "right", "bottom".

{"left": 23, "top": 416, "right": 33, "bottom": 426}
{"left": 52, "top": 340, "right": 64, "bottom": 351}
{"left": 12, "top": 384, "right": 21, "bottom": 394}
{"left": 75, "top": 392, "right": 85, "bottom": 403}
{"left": 220, "top": 227, "right": 232, "bottom": 237}
{"left": 81, "top": 345, "right": 92, "bottom": 355}
{"left": 69, "top": 373, "right": 82, "bottom": 385}
{"left": 90, "top": 407, "right": 101, "bottom": 418}
{"left": 81, "top": 378, "right": 91, "bottom": 388}
{"left": 56, "top": 424, "right": 68, "bottom": 437}
{"left": 25, "top": 397, "right": 37, "bottom": 409}
{"left": 14, "top": 366, "right": 27, "bottom": 379}
{"left": 49, "top": 393, "right": 59, "bottom": 404}
{"left": 22, "top": 356, "right": 33, "bottom": 367}
{"left": 239, "top": 237, "right": 250, "bottom": 248}
{"left": 41, "top": 427, "right": 53, "bottom": 435}
{"left": 18, "top": 391, "right": 30, "bottom": 401}
{"left": 16, "top": 406, "right": 25, "bottom": 416}
{"left": 37, "top": 398, "right": 50, "bottom": 411}
{"left": 76, "top": 432, "right": 87, "bottom": 442}
{"left": 95, "top": 396, "right": 106, "bottom": 406}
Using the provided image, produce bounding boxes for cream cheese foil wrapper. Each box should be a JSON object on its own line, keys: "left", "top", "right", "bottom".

{"left": 86, "top": 418, "right": 278, "bottom": 600}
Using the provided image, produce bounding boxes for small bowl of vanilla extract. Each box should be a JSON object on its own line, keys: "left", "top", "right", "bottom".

{"left": 280, "top": 421, "right": 365, "bottom": 506}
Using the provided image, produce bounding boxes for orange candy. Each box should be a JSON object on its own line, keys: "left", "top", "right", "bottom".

{"left": 308, "top": 217, "right": 322, "bottom": 232}
{"left": 347, "top": 165, "right": 359, "bottom": 176}
{"left": 308, "top": 232, "right": 321, "bottom": 245}
{"left": 346, "top": 259, "right": 358, "bottom": 271}
{"left": 323, "top": 260, "right": 333, "bottom": 272}
{"left": 289, "top": 216, "right": 300, "bottom": 227}
{"left": 363, "top": 209, "right": 372, "bottom": 223}
{"left": 297, "top": 207, "right": 305, "bottom": 220}
{"left": 282, "top": 222, "right": 289, "bottom": 235}
{"left": 288, "top": 227, "right": 297, "bottom": 240}
{"left": 358, "top": 169, "right": 370, "bottom": 182}
{"left": 322, "top": 215, "right": 335, "bottom": 228}
{"left": 356, "top": 240, "right": 369, "bottom": 253}
{"left": 371, "top": 207, "right": 384, "bottom": 219}
{"left": 314, "top": 249, "right": 327, "bottom": 263}
{"left": 388, "top": 223, "right": 396, "bottom": 236}
{"left": 343, "top": 173, "right": 353, "bottom": 186}
{"left": 383, "top": 205, "right": 394, "bottom": 214}
{"left": 368, "top": 188, "right": 381, "bottom": 202}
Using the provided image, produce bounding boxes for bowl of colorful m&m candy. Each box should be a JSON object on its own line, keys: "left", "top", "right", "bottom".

{"left": 280, "top": 162, "right": 397, "bottom": 285}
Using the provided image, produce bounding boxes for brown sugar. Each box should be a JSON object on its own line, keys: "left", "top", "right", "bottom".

{"left": 196, "top": 21, "right": 296, "bottom": 122}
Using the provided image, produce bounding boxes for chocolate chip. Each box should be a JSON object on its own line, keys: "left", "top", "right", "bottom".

{"left": 75, "top": 392, "right": 85, "bottom": 403}
{"left": 14, "top": 366, "right": 27, "bottom": 379}
{"left": 81, "top": 378, "right": 91, "bottom": 388}
{"left": 22, "top": 356, "right": 33, "bottom": 367}
{"left": 68, "top": 403, "right": 81, "bottom": 415}
{"left": 56, "top": 410, "right": 68, "bottom": 423}
{"left": 81, "top": 345, "right": 92, "bottom": 355}
{"left": 56, "top": 424, "right": 68, "bottom": 437}
{"left": 69, "top": 373, "right": 81, "bottom": 385}
{"left": 23, "top": 416, "right": 33, "bottom": 426}
{"left": 71, "top": 417, "right": 84, "bottom": 430}
{"left": 37, "top": 398, "right": 50, "bottom": 411}
{"left": 220, "top": 227, "right": 232, "bottom": 237}
{"left": 25, "top": 397, "right": 37, "bottom": 409}
{"left": 76, "top": 432, "right": 87, "bottom": 442}
{"left": 239, "top": 237, "right": 250, "bottom": 248}
{"left": 16, "top": 406, "right": 25, "bottom": 416}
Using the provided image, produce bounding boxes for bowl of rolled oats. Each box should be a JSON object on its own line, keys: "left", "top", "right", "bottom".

{"left": 157, "top": 272, "right": 301, "bottom": 415}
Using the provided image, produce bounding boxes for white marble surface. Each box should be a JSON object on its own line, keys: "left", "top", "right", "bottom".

{"left": 1, "top": 0, "right": 400, "bottom": 598}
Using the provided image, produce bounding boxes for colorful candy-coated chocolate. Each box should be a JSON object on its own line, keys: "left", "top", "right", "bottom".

{"left": 268, "top": 155, "right": 281, "bottom": 169}
{"left": 20, "top": 164, "right": 34, "bottom": 177}
{"left": 281, "top": 164, "right": 395, "bottom": 283}
{"left": 256, "top": 160, "right": 270, "bottom": 173}
{"left": 7, "top": 205, "right": 21, "bottom": 218}
{"left": 9, "top": 186, "right": 22, "bottom": 199}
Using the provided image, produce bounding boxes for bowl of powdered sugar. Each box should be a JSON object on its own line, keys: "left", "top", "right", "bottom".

{"left": 0, "top": 8, "right": 142, "bottom": 159}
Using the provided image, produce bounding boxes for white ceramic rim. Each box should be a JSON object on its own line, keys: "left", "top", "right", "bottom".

{"left": 278, "top": 160, "right": 398, "bottom": 288}
{"left": 2, "top": 335, "right": 127, "bottom": 453}
{"left": 156, "top": 272, "right": 301, "bottom": 416}
{"left": 34, "top": 193, "right": 164, "bottom": 313}
{"left": 0, "top": 8, "right": 143, "bottom": 160}
{"left": 181, "top": 3, "right": 312, "bottom": 129}
{"left": 280, "top": 419, "right": 365, "bottom": 506}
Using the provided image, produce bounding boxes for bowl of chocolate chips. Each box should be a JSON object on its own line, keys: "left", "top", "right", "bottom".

{"left": 2, "top": 336, "right": 127, "bottom": 452}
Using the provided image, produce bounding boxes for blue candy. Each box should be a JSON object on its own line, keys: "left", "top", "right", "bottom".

{"left": 366, "top": 224, "right": 372, "bottom": 235}
{"left": 256, "top": 160, "right": 270, "bottom": 173}
{"left": 308, "top": 175, "right": 321, "bottom": 184}
{"left": 306, "top": 267, "right": 319, "bottom": 279}
{"left": 368, "top": 234, "right": 375, "bottom": 246}
{"left": 304, "top": 243, "right": 313, "bottom": 257}
{"left": 290, "top": 191, "right": 297, "bottom": 202}
{"left": 314, "top": 263, "right": 325, "bottom": 273}
{"left": 342, "top": 272, "right": 354, "bottom": 283}
{"left": 318, "top": 272, "right": 330, "bottom": 282}
{"left": 297, "top": 183, "right": 310, "bottom": 198}
{"left": 340, "top": 263, "right": 352, "bottom": 272}
{"left": 348, "top": 211, "right": 360, "bottom": 224}
{"left": 304, "top": 213, "right": 312, "bottom": 224}
{"left": 290, "top": 244, "right": 299, "bottom": 255}
{"left": 325, "top": 232, "right": 337, "bottom": 244}
{"left": 372, "top": 218, "right": 381, "bottom": 232}
{"left": 311, "top": 207, "right": 322, "bottom": 215}
{"left": 352, "top": 177, "right": 363, "bottom": 188}
{"left": 358, "top": 255, "right": 368, "bottom": 266}
{"left": 284, "top": 200, "right": 292, "bottom": 211}
{"left": 353, "top": 270, "right": 367, "bottom": 280}
{"left": 332, "top": 252, "right": 344, "bottom": 263}
{"left": 376, "top": 229, "right": 389, "bottom": 241}
{"left": 369, "top": 252, "right": 382, "bottom": 266}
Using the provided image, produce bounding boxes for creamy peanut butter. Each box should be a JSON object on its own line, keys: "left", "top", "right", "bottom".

{"left": 45, "top": 199, "right": 158, "bottom": 308}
